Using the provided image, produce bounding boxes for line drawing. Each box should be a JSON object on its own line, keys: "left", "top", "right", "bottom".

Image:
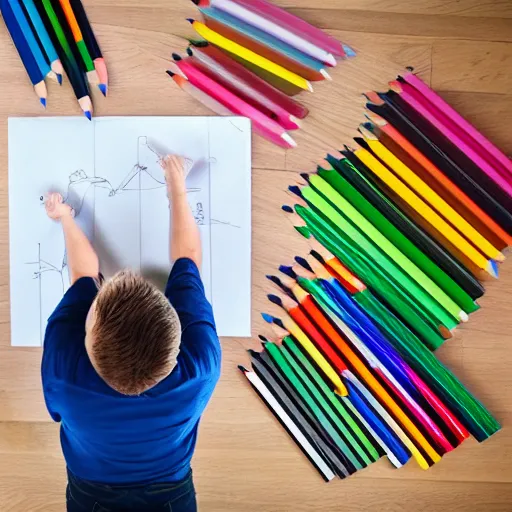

{"left": 28, "top": 135, "right": 239, "bottom": 345}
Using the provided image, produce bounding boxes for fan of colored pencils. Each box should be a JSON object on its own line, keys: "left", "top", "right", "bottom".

{"left": 240, "top": 70, "right": 508, "bottom": 482}
{"left": 166, "top": 0, "right": 354, "bottom": 148}
{"left": 0, "top": 0, "right": 108, "bottom": 118}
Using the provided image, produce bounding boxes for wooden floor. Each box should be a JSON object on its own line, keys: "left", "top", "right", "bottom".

{"left": 0, "top": 1, "right": 511, "bottom": 510}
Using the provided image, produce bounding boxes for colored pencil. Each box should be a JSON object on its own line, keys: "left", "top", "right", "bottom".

{"left": 331, "top": 152, "right": 485, "bottom": 301}
{"left": 352, "top": 145, "right": 499, "bottom": 279}
{"left": 190, "top": 42, "right": 309, "bottom": 118}
{"left": 288, "top": 203, "right": 449, "bottom": 347}
{"left": 359, "top": 129, "right": 504, "bottom": 263}
{"left": 166, "top": 71, "right": 233, "bottom": 116}
{"left": 391, "top": 80, "right": 512, "bottom": 199}
{"left": 36, "top": 0, "right": 92, "bottom": 119}
{"left": 315, "top": 165, "right": 478, "bottom": 312}
{"left": 381, "top": 90, "right": 512, "bottom": 216}
{"left": 264, "top": 320, "right": 410, "bottom": 468}
{"left": 268, "top": 292, "right": 441, "bottom": 468}
{"left": 255, "top": 347, "right": 361, "bottom": 472}
{"left": 69, "top": 0, "right": 108, "bottom": 95}
{"left": 194, "top": 0, "right": 337, "bottom": 66}
{"left": 7, "top": 0, "right": 59, "bottom": 83}
{"left": 291, "top": 272, "right": 466, "bottom": 447}
{"left": 278, "top": 337, "right": 382, "bottom": 463}
{"left": 249, "top": 349, "right": 352, "bottom": 478}
{"left": 365, "top": 117, "right": 512, "bottom": 250}
{"left": 187, "top": 19, "right": 313, "bottom": 91}
{"left": 170, "top": 55, "right": 296, "bottom": 148}
{"left": 292, "top": 257, "right": 469, "bottom": 444}
{"left": 276, "top": 278, "right": 458, "bottom": 453}
{"left": 298, "top": 183, "right": 461, "bottom": 330}
{"left": 21, "top": 0, "right": 64, "bottom": 83}
{"left": 200, "top": 7, "right": 331, "bottom": 82}
{"left": 239, "top": 366, "right": 336, "bottom": 481}
{"left": 402, "top": 71, "right": 512, "bottom": 179}
{"left": 304, "top": 172, "right": 469, "bottom": 319}
{"left": 186, "top": 46, "right": 301, "bottom": 130}
{"left": 201, "top": 0, "right": 345, "bottom": 56}
{"left": 58, "top": 0, "right": 100, "bottom": 87}
{"left": 270, "top": 285, "right": 454, "bottom": 454}
{"left": 365, "top": 101, "right": 512, "bottom": 234}
{"left": 1, "top": 0, "right": 48, "bottom": 106}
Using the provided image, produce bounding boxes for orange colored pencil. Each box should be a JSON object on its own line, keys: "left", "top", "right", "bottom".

{"left": 368, "top": 115, "right": 512, "bottom": 249}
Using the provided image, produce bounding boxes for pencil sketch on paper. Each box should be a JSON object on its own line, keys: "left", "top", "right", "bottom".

{"left": 26, "top": 135, "right": 242, "bottom": 345}
{"left": 9, "top": 116, "right": 252, "bottom": 346}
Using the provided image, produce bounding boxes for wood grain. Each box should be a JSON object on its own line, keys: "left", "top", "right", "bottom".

{"left": 0, "top": 1, "right": 511, "bottom": 510}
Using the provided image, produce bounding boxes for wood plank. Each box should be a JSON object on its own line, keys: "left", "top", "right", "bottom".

{"left": 432, "top": 41, "right": 512, "bottom": 94}
{"left": 286, "top": 9, "right": 512, "bottom": 42}
{"left": 273, "top": 0, "right": 512, "bottom": 18}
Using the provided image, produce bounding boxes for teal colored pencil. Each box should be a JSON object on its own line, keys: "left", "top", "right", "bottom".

{"left": 22, "top": 0, "right": 64, "bottom": 83}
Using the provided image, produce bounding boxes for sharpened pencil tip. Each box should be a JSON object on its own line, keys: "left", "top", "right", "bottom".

{"left": 57, "top": 74, "right": 63, "bottom": 85}
{"left": 281, "top": 205, "right": 293, "bottom": 213}
{"left": 261, "top": 313, "right": 274, "bottom": 324}
{"left": 320, "top": 69, "right": 332, "bottom": 81}
{"left": 166, "top": 70, "right": 176, "bottom": 77}
{"left": 238, "top": 365, "right": 248, "bottom": 373}
{"left": 342, "top": 44, "right": 356, "bottom": 58}
{"left": 186, "top": 18, "right": 195, "bottom": 24}
{"left": 98, "top": 83, "right": 108, "bottom": 96}
{"left": 186, "top": 47, "right": 193, "bottom": 57}
{"left": 191, "top": 0, "right": 200, "bottom": 5}
{"left": 172, "top": 53, "right": 182, "bottom": 61}
{"left": 489, "top": 259, "right": 499, "bottom": 279}
{"left": 40, "top": 97, "right": 47, "bottom": 108}
{"left": 84, "top": 111, "right": 92, "bottom": 121}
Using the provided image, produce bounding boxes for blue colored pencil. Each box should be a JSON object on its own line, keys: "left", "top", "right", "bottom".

{"left": 8, "top": 0, "right": 58, "bottom": 83}
{"left": 22, "top": 0, "right": 64, "bottom": 83}
{"left": 0, "top": 0, "right": 48, "bottom": 106}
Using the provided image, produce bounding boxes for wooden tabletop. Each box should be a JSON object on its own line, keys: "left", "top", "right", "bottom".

{"left": 0, "top": 1, "right": 511, "bottom": 510}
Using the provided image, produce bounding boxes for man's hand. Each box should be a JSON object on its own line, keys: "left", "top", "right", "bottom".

{"left": 45, "top": 193, "right": 74, "bottom": 221}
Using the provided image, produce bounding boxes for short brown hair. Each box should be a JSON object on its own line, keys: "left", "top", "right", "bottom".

{"left": 90, "top": 271, "right": 181, "bottom": 395}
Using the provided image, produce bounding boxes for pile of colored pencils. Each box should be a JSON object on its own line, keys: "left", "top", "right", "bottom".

{"left": 167, "top": 0, "right": 354, "bottom": 148}
{"left": 240, "top": 70, "right": 507, "bottom": 481}
{"left": 1, "top": 0, "right": 108, "bottom": 118}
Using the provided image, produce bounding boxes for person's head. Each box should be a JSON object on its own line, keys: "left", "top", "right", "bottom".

{"left": 85, "top": 271, "right": 181, "bottom": 395}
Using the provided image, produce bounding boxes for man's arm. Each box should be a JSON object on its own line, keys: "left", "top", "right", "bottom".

{"left": 161, "top": 155, "right": 202, "bottom": 269}
{"left": 45, "top": 193, "right": 99, "bottom": 284}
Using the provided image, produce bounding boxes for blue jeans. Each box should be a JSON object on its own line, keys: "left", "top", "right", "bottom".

{"left": 66, "top": 469, "right": 197, "bottom": 512}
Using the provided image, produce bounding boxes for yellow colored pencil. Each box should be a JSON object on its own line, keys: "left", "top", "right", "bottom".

{"left": 364, "top": 136, "right": 504, "bottom": 263}
{"left": 355, "top": 146, "right": 497, "bottom": 277}
{"left": 187, "top": 19, "right": 313, "bottom": 92}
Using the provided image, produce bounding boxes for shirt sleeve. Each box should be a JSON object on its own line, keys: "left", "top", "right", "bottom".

{"left": 165, "top": 258, "right": 221, "bottom": 378}
{"left": 42, "top": 277, "right": 99, "bottom": 421}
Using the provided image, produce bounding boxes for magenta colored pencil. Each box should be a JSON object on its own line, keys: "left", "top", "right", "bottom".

{"left": 394, "top": 81, "right": 512, "bottom": 197}
{"left": 188, "top": 46, "right": 300, "bottom": 130}
{"left": 403, "top": 72, "right": 512, "bottom": 179}
{"left": 197, "top": 43, "right": 309, "bottom": 119}
{"left": 175, "top": 57, "right": 296, "bottom": 149}
{"left": 226, "top": 0, "right": 345, "bottom": 57}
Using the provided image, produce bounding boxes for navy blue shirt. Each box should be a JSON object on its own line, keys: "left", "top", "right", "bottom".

{"left": 41, "top": 258, "right": 221, "bottom": 485}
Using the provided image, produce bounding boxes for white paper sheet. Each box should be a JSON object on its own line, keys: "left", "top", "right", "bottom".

{"left": 8, "top": 116, "right": 252, "bottom": 346}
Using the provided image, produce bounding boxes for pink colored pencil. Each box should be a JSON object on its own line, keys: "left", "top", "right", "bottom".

{"left": 196, "top": 43, "right": 309, "bottom": 119}
{"left": 173, "top": 57, "right": 296, "bottom": 149}
{"left": 397, "top": 78, "right": 512, "bottom": 187}
{"left": 403, "top": 72, "right": 512, "bottom": 179}
{"left": 217, "top": 0, "right": 345, "bottom": 57}
{"left": 391, "top": 80, "right": 512, "bottom": 198}
{"left": 187, "top": 46, "right": 300, "bottom": 130}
